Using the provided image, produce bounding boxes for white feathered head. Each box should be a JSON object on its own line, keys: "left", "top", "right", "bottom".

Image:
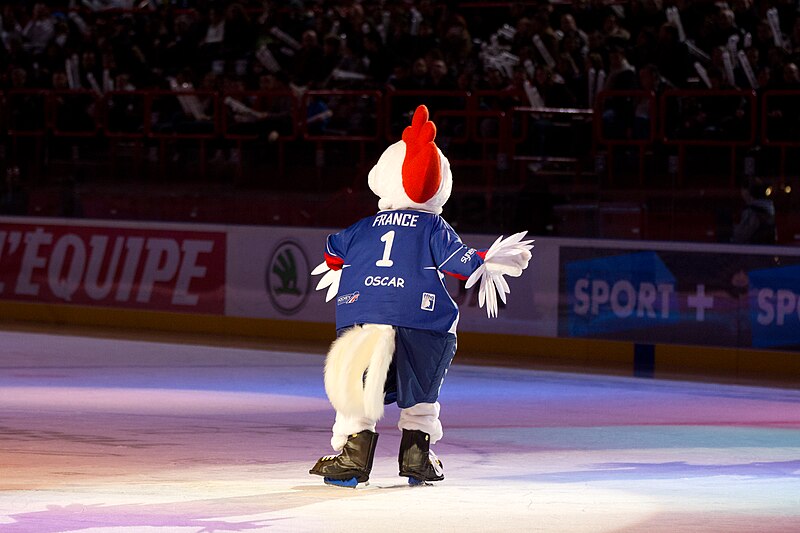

{"left": 368, "top": 105, "right": 453, "bottom": 215}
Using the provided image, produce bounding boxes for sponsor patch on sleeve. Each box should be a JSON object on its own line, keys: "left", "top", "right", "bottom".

{"left": 337, "top": 291, "right": 360, "bottom": 305}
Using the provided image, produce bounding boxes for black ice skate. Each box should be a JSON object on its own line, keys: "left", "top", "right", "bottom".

{"left": 309, "top": 430, "right": 378, "bottom": 488}
{"left": 398, "top": 429, "right": 444, "bottom": 485}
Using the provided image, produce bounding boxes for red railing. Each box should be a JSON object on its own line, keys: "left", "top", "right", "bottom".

{"left": 300, "top": 90, "right": 383, "bottom": 185}
{"left": 5, "top": 89, "right": 49, "bottom": 168}
{"left": 101, "top": 90, "right": 151, "bottom": 176}
{"left": 594, "top": 90, "right": 656, "bottom": 184}
{"left": 220, "top": 90, "right": 299, "bottom": 141}
{"left": 147, "top": 89, "right": 219, "bottom": 139}
{"left": 5, "top": 89, "right": 49, "bottom": 137}
{"left": 432, "top": 108, "right": 510, "bottom": 205}
{"left": 103, "top": 90, "right": 150, "bottom": 138}
{"left": 220, "top": 90, "right": 299, "bottom": 179}
{"left": 0, "top": 91, "right": 5, "bottom": 137}
{"left": 761, "top": 90, "right": 800, "bottom": 181}
{"left": 659, "top": 88, "right": 757, "bottom": 186}
{"left": 1, "top": 87, "right": 795, "bottom": 185}
{"left": 511, "top": 104, "right": 594, "bottom": 181}
{"left": 301, "top": 90, "right": 383, "bottom": 142}
{"left": 384, "top": 89, "right": 470, "bottom": 141}
{"left": 50, "top": 89, "right": 103, "bottom": 138}
{"left": 430, "top": 90, "right": 527, "bottom": 195}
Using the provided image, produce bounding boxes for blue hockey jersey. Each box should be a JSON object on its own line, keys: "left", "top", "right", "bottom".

{"left": 325, "top": 209, "right": 485, "bottom": 333}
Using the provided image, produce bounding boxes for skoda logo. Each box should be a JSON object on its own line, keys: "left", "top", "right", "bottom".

{"left": 266, "top": 240, "right": 310, "bottom": 315}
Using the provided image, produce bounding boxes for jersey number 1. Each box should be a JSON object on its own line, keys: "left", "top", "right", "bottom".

{"left": 375, "top": 230, "right": 395, "bottom": 267}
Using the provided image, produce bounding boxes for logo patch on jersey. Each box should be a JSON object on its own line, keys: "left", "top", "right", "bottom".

{"left": 337, "top": 291, "right": 360, "bottom": 306}
{"left": 421, "top": 292, "right": 436, "bottom": 311}
{"left": 460, "top": 247, "right": 476, "bottom": 263}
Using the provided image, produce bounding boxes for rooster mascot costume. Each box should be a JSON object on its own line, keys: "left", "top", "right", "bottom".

{"left": 309, "top": 105, "right": 533, "bottom": 487}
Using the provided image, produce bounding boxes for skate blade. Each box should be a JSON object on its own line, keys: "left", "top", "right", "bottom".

{"left": 408, "top": 477, "right": 432, "bottom": 486}
{"left": 324, "top": 477, "right": 363, "bottom": 488}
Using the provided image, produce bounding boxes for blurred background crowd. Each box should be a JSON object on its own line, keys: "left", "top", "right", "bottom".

{"left": 1, "top": 0, "right": 799, "bottom": 242}
{"left": 2, "top": 0, "right": 800, "bottom": 103}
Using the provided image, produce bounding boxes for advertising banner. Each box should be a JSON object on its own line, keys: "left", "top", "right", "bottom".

{"left": 559, "top": 242, "right": 800, "bottom": 350}
{"left": 225, "top": 227, "right": 559, "bottom": 337}
{"left": 748, "top": 264, "right": 800, "bottom": 349}
{"left": 6, "top": 216, "right": 799, "bottom": 352}
{"left": 226, "top": 226, "right": 329, "bottom": 322}
{"left": 0, "top": 220, "right": 226, "bottom": 313}
{"left": 447, "top": 234, "right": 558, "bottom": 337}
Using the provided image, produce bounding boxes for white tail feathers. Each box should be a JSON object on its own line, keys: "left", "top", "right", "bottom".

{"left": 465, "top": 231, "right": 534, "bottom": 318}
{"left": 312, "top": 260, "right": 342, "bottom": 302}
{"left": 324, "top": 324, "right": 395, "bottom": 421}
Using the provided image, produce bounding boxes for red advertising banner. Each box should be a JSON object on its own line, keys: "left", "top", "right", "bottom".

{"left": 0, "top": 222, "right": 225, "bottom": 314}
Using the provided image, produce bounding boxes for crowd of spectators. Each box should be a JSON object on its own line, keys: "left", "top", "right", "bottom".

{"left": 3, "top": 1, "right": 800, "bottom": 95}
{"left": 2, "top": 0, "right": 799, "bottom": 242}
{"left": 1, "top": 1, "right": 800, "bottom": 141}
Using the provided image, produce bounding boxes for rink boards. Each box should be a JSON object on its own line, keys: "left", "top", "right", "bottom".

{"left": 1, "top": 215, "right": 799, "bottom": 381}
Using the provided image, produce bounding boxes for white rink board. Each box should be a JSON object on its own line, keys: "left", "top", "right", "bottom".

{"left": 225, "top": 224, "right": 559, "bottom": 337}
{"left": 6, "top": 215, "right": 800, "bottom": 349}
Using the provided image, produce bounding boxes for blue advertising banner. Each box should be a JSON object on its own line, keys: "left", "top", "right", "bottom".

{"left": 566, "top": 251, "right": 678, "bottom": 337}
{"left": 559, "top": 246, "right": 800, "bottom": 350}
{"left": 748, "top": 264, "right": 800, "bottom": 349}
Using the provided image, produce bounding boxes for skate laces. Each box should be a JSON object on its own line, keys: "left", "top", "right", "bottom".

{"left": 322, "top": 454, "right": 340, "bottom": 461}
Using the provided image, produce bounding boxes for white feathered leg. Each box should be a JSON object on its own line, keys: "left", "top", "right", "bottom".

{"left": 324, "top": 324, "right": 395, "bottom": 450}
{"left": 330, "top": 412, "right": 377, "bottom": 451}
{"left": 324, "top": 324, "right": 394, "bottom": 420}
{"left": 398, "top": 402, "right": 443, "bottom": 444}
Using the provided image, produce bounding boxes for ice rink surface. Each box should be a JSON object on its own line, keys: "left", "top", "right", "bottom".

{"left": 1, "top": 328, "right": 799, "bottom": 533}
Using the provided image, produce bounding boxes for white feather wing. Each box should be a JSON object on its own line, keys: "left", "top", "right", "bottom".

{"left": 465, "top": 231, "right": 534, "bottom": 318}
{"left": 312, "top": 261, "right": 342, "bottom": 302}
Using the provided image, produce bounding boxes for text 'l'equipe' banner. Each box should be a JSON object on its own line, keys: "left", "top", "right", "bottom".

{"left": 0, "top": 222, "right": 226, "bottom": 313}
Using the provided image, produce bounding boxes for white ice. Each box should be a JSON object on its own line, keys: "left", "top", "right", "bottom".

{"left": 1, "top": 329, "right": 799, "bottom": 532}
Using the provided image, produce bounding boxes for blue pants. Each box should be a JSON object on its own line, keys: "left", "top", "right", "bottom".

{"left": 339, "top": 326, "right": 457, "bottom": 409}
{"left": 385, "top": 327, "right": 457, "bottom": 408}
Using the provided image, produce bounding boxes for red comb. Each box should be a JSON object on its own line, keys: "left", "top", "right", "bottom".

{"left": 401, "top": 105, "right": 442, "bottom": 204}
